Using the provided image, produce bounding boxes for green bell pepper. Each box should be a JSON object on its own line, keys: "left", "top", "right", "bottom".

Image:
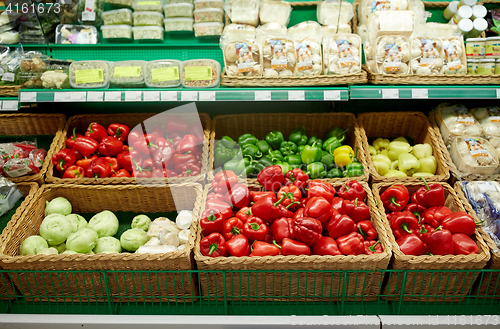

{"left": 344, "top": 162, "right": 364, "bottom": 177}
{"left": 232, "top": 148, "right": 241, "bottom": 158}
{"left": 327, "top": 166, "right": 343, "bottom": 178}
{"left": 301, "top": 143, "right": 322, "bottom": 165}
{"left": 277, "top": 162, "right": 293, "bottom": 175}
{"left": 234, "top": 158, "right": 248, "bottom": 176}
{"left": 220, "top": 136, "right": 236, "bottom": 149}
{"left": 265, "top": 131, "right": 284, "bottom": 150}
{"left": 242, "top": 144, "right": 262, "bottom": 159}
{"left": 280, "top": 141, "right": 298, "bottom": 156}
{"left": 297, "top": 145, "right": 305, "bottom": 155}
{"left": 307, "top": 136, "right": 323, "bottom": 150}
{"left": 325, "top": 127, "right": 348, "bottom": 143}
{"left": 224, "top": 158, "right": 241, "bottom": 174}
{"left": 214, "top": 146, "right": 235, "bottom": 168}
{"left": 285, "top": 154, "right": 302, "bottom": 166}
{"left": 238, "top": 133, "right": 258, "bottom": 146}
{"left": 254, "top": 155, "right": 274, "bottom": 173}
{"left": 306, "top": 162, "right": 327, "bottom": 179}
{"left": 323, "top": 137, "right": 342, "bottom": 154}
{"left": 320, "top": 151, "right": 335, "bottom": 170}
{"left": 255, "top": 140, "right": 271, "bottom": 155}
{"left": 290, "top": 164, "right": 300, "bottom": 169}
{"left": 289, "top": 126, "right": 308, "bottom": 146}
{"left": 240, "top": 158, "right": 255, "bottom": 177}
{"left": 268, "top": 149, "right": 284, "bottom": 164}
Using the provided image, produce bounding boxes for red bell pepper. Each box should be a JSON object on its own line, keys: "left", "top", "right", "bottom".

{"left": 236, "top": 207, "right": 252, "bottom": 223}
{"left": 212, "top": 170, "right": 239, "bottom": 194}
{"left": 257, "top": 165, "right": 284, "bottom": 192}
{"left": 251, "top": 194, "right": 289, "bottom": 224}
{"left": 243, "top": 216, "right": 268, "bottom": 241}
{"left": 263, "top": 230, "right": 274, "bottom": 244}
{"left": 225, "top": 183, "right": 250, "bottom": 209}
{"left": 225, "top": 234, "right": 251, "bottom": 257}
{"left": 452, "top": 233, "right": 479, "bottom": 255}
{"left": 304, "top": 197, "right": 334, "bottom": 225}
{"left": 221, "top": 217, "right": 244, "bottom": 241}
{"left": 52, "top": 149, "right": 76, "bottom": 172}
{"left": 85, "top": 122, "right": 108, "bottom": 143}
{"left": 312, "top": 236, "right": 341, "bottom": 256}
{"left": 411, "top": 178, "right": 445, "bottom": 208}
{"left": 357, "top": 220, "right": 378, "bottom": 241}
{"left": 397, "top": 235, "right": 427, "bottom": 256}
{"left": 200, "top": 232, "right": 226, "bottom": 257}
{"left": 153, "top": 140, "right": 175, "bottom": 169}
{"left": 187, "top": 123, "right": 205, "bottom": 144}
{"left": 337, "top": 232, "right": 365, "bottom": 255}
{"left": 277, "top": 185, "right": 301, "bottom": 210}
{"left": 173, "top": 154, "right": 196, "bottom": 173}
{"left": 206, "top": 199, "right": 232, "bottom": 221}
{"left": 391, "top": 211, "right": 420, "bottom": 239}
{"left": 381, "top": 185, "right": 409, "bottom": 212}
{"left": 422, "top": 206, "right": 453, "bottom": 228}
{"left": 133, "top": 167, "right": 152, "bottom": 178}
{"left": 338, "top": 181, "right": 366, "bottom": 201}
{"left": 165, "top": 117, "right": 189, "bottom": 133}
{"left": 98, "top": 136, "right": 123, "bottom": 157}
{"left": 166, "top": 131, "right": 183, "bottom": 148}
{"left": 271, "top": 217, "right": 295, "bottom": 243}
{"left": 178, "top": 163, "right": 201, "bottom": 177}
{"left": 281, "top": 238, "right": 311, "bottom": 256}
{"left": 142, "top": 158, "right": 156, "bottom": 172}
{"left": 250, "top": 191, "right": 276, "bottom": 203}
{"left": 441, "top": 211, "right": 478, "bottom": 236}
{"left": 87, "top": 157, "right": 112, "bottom": 178}
{"left": 73, "top": 137, "right": 99, "bottom": 158}
{"left": 284, "top": 168, "right": 309, "bottom": 193}
{"left": 62, "top": 165, "right": 85, "bottom": 178}
{"left": 404, "top": 203, "right": 427, "bottom": 223}
{"left": 250, "top": 241, "right": 280, "bottom": 257}
{"left": 331, "top": 197, "right": 344, "bottom": 213}
{"left": 10, "top": 148, "right": 26, "bottom": 160}
{"left": 293, "top": 208, "right": 305, "bottom": 220}
{"left": 66, "top": 127, "right": 83, "bottom": 149}
{"left": 104, "top": 157, "right": 120, "bottom": 173}
{"left": 327, "top": 211, "right": 356, "bottom": 240}
{"left": 132, "top": 133, "right": 159, "bottom": 155}
{"left": 201, "top": 209, "right": 225, "bottom": 236}
{"left": 364, "top": 241, "right": 383, "bottom": 255}
{"left": 107, "top": 123, "right": 130, "bottom": 142}
{"left": 111, "top": 169, "right": 131, "bottom": 178}
{"left": 299, "top": 197, "right": 309, "bottom": 209}
{"left": 293, "top": 217, "right": 322, "bottom": 246}
{"left": 307, "top": 180, "right": 335, "bottom": 203}
{"left": 341, "top": 198, "right": 370, "bottom": 223}
{"left": 176, "top": 134, "right": 198, "bottom": 154}
{"left": 117, "top": 152, "right": 133, "bottom": 172}
{"left": 207, "top": 192, "right": 227, "bottom": 202}
{"left": 425, "top": 227, "right": 454, "bottom": 255}
{"left": 76, "top": 155, "right": 98, "bottom": 172}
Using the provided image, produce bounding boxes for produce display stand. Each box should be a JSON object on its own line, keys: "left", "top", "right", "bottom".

{"left": 0, "top": 0, "right": 499, "bottom": 327}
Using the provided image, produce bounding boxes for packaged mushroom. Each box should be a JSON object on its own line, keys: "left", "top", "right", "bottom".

{"left": 288, "top": 22, "right": 322, "bottom": 76}
{"left": 323, "top": 34, "right": 362, "bottom": 75}
{"left": 261, "top": 36, "right": 296, "bottom": 78}
{"left": 220, "top": 24, "right": 256, "bottom": 48}
{"left": 317, "top": 1, "right": 354, "bottom": 26}
{"left": 410, "top": 37, "right": 443, "bottom": 75}
{"left": 441, "top": 37, "right": 467, "bottom": 74}
{"left": 471, "top": 107, "right": 500, "bottom": 138}
{"left": 224, "top": 0, "right": 260, "bottom": 27}
{"left": 358, "top": 0, "right": 424, "bottom": 26}
{"left": 260, "top": 0, "right": 292, "bottom": 26}
{"left": 223, "top": 40, "right": 262, "bottom": 77}
{"left": 256, "top": 22, "right": 287, "bottom": 43}
{"left": 372, "top": 35, "right": 410, "bottom": 74}
{"left": 449, "top": 136, "right": 499, "bottom": 175}
{"left": 322, "top": 24, "right": 352, "bottom": 36}
{"left": 435, "top": 103, "right": 484, "bottom": 145}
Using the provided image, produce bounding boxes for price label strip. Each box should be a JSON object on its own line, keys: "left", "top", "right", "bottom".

{"left": 199, "top": 91, "right": 216, "bottom": 101}
{"left": 70, "top": 92, "right": 87, "bottom": 102}
{"left": 20, "top": 92, "right": 37, "bottom": 103}
{"left": 255, "top": 91, "right": 272, "bottom": 101}
{"left": 412, "top": 89, "right": 428, "bottom": 99}
{"left": 2, "top": 101, "right": 17, "bottom": 111}
{"left": 288, "top": 90, "right": 305, "bottom": 101}
{"left": 181, "top": 91, "right": 198, "bottom": 101}
{"left": 87, "top": 91, "right": 104, "bottom": 102}
{"left": 125, "top": 91, "right": 142, "bottom": 102}
{"left": 143, "top": 91, "right": 160, "bottom": 102}
{"left": 161, "top": 91, "right": 178, "bottom": 101}
{"left": 324, "top": 90, "right": 341, "bottom": 101}
{"left": 105, "top": 91, "right": 122, "bottom": 102}
{"left": 382, "top": 89, "right": 399, "bottom": 99}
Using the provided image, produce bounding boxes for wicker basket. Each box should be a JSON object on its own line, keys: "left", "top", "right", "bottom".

{"left": 0, "top": 182, "right": 38, "bottom": 299}
{"left": 0, "top": 183, "right": 203, "bottom": 302}
{"left": 45, "top": 113, "right": 210, "bottom": 185}
{"left": 194, "top": 182, "right": 392, "bottom": 302}
{"left": 0, "top": 113, "right": 66, "bottom": 185}
{"left": 0, "top": 85, "right": 22, "bottom": 97}
{"left": 209, "top": 112, "right": 369, "bottom": 184}
{"left": 454, "top": 181, "right": 500, "bottom": 298}
{"left": 357, "top": 111, "right": 449, "bottom": 183}
{"left": 372, "top": 182, "right": 490, "bottom": 302}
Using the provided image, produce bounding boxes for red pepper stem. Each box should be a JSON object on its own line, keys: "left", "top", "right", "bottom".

{"left": 116, "top": 127, "right": 122, "bottom": 137}
{"left": 88, "top": 124, "right": 94, "bottom": 134}
{"left": 354, "top": 198, "right": 358, "bottom": 207}
{"left": 274, "top": 195, "right": 287, "bottom": 207}
{"left": 390, "top": 197, "right": 401, "bottom": 207}
{"left": 414, "top": 212, "right": 421, "bottom": 223}
{"left": 401, "top": 223, "right": 412, "bottom": 234}
{"left": 475, "top": 220, "right": 485, "bottom": 225}
{"left": 420, "top": 226, "right": 428, "bottom": 234}
{"left": 59, "top": 159, "right": 65, "bottom": 171}
{"left": 245, "top": 210, "right": 251, "bottom": 216}
{"left": 72, "top": 127, "right": 77, "bottom": 140}
{"left": 285, "top": 201, "right": 300, "bottom": 209}
{"left": 419, "top": 176, "right": 430, "bottom": 191}
{"left": 207, "top": 211, "right": 215, "bottom": 222}
{"left": 434, "top": 226, "right": 442, "bottom": 232}
{"left": 231, "top": 227, "right": 240, "bottom": 235}
{"left": 358, "top": 226, "right": 367, "bottom": 239}
{"left": 208, "top": 244, "right": 218, "bottom": 255}
{"left": 273, "top": 240, "right": 281, "bottom": 249}
{"left": 369, "top": 241, "right": 380, "bottom": 252}
{"left": 249, "top": 223, "right": 260, "bottom": 231}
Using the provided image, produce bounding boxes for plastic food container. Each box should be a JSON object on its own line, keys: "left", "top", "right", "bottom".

{"left": 193, "top": 22, "right": 223, "bottom": 37}
{"left": 224, "top": 0, "right": 259, "bottom": 26}
{"left": 467, "top": 60, "right": 476, "bottom": 74}
{"left": 471, "top": 106, "right": 500, "bottom": 138}
{"left": 449, "top": 136, "right": 499, "bottom": 175}
{"left": 165, "top": 0, "right": 193, "bottom": 2}
{"left": 133, "top": 11, "right": 164, "bottom": 26}
{"left": 164, "top": 17, "right": 194, "bottom": 32}
{"left": 145, "top": 59, "right": 182, "bottom": 87}
{"left": 102, "top": 9, "right": 133, "bottom": 25}
{"left": 55, "top": 24, "right": 99, "bottom": 44}
{"left": 466, "top": 38, "right": 485, "bottom": 58}
{"left": 109, "top": 60, "right": 146, "bottom": 88}
{"left": 223, "top": 40, "right": 262, "bottom": 77}
{"left": 260, "top": 0, "right": 292, "bottom": 26}
{"left": 221, "top": 24, "right": 256, "bottom": 41}
{"left": 17, "top": 72, "right": 43, "bottom": 89}
{"left": 101, "top": 25, "right": 133, "bottom": 41}
{"left": 193, "top": 8, "right": 223, "bottom": 23}
{"left": 496, "top": 59, "right": 500, "bottom": 74}
{"left": 104, "top": 0, "right": 135, "bottom": 7}
{"left": 133, "top": 0, "right": 164, "bottom": 13}
{"left": 323, "top": 34, "right": 361, "bottom": 75}
{"left": 132, "top": 26, "right": 165, "bottom": 42}
{"left": 69, "top": 60, "right": 110, "bottom": 89}
{"left": 182, "top": 59, "right": 220, "bottom": 88}
{"left": 194, "top": 0, "right": 223, "bottom": 10}
{"left": 485, "top": 37, "right": 500, "bottom": 59}
{"left": 435, "top": 103, "right": 484, "bottom": 145}
{"left": 477, "top": 59, "right": 495, "bottom": 75}
{"left": 164, "top": 3, "right": 194, "bottom": 17}
{"left": 20, "top": 53, "right": 50, "bottom": 73}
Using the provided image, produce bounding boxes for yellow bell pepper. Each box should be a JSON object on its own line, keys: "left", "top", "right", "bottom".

{"left": 384, "top": 170, "right": 407, "bottom": 177}
{"left": 333, "top": 145, "right": 354, "bottom": 167}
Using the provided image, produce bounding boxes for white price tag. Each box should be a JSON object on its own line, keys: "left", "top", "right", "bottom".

{"left": 105, "top": 91, "right": 122, "bottom": 102}
{"left": 497, "top": 89, "right": 500, "bottom": 98}
{"left": 324, "top": 90, "right": 341, "bottom": 101}
{"left": 288, "top": 90, "right": 305, "bottom": 101}
{"left": 199, "top": 91, "right": 216, "bottom": 101}
{"left": 382, "top": 89, "right": 399, "bottom": 99}
{"left": 255, "top": 91, "right": 271, "bottom": 101}
{"left": 412, "top": 89, "right": 428, "bottom": 99}
{"left": 20, "top": 92, "right": 36, "bottom": 102}
{"left": 69, "top": 92, "right": 87, "bottom": 102}
{"left": 161, "top": 91, "right": 178, "bottom": 101}
{"left": 2, "top": 101, "right": 17, "bottom": 111}
{"left": 125, "top": 91, "right": 142, "bottom": 102}
{"left": 143, "top": 91, "right": 160, "bottom": 102}
{"left": 181, "top": 91, "right": 198, "bottom": 101}
{"left": 54, "top": 92, "right": 70, "bottom": 102}
{"left": 87, "top": 91, "right": 104, "bottom": 102}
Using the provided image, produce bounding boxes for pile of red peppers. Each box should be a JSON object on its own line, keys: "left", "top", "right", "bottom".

{"left": 52, "top": 118, "right": 204, "bottom": 179}
{"left": 381, "top": 179, "right": 480, "bottom": 256}
{"left": 200, "top": 166, "right": 383, "bottom": 257}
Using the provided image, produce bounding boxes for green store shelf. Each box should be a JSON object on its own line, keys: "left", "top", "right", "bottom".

{"left": 350, "top": 86, "right": 500, "bottom": 100}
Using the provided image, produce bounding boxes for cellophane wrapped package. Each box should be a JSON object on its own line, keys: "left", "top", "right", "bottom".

{"left": 449, "top": 136, "right": 499, "bottom": 176}
{"left": 260, "top": 0, "right": 292, "bottom": 26}
{"left": 367, "top": 35, "right": 410, "bottom": 75}
{"left": 224, "top": 0, "right": 260, "bottom": 27}
{"left": 317, "top": 0, "right": 353, "bottom": 26}
{"left": 471, "top": 107, "right": 500, "bottom": 156}
{"left": 260, "top": 34, "right": 296, "bottom": 78}
{"left": 0, "top": 177, "right": 22, "bottom": 217}
{"left": 288, "top": 21, "right": 322, "bottom": 76}
{"left": 435, "top": 103, "right": 484, "bottom": 145}
{"left": 223, "top": 40, "right": 262, "bottom": 77}
{"left": 323, "top": 33, "right": 362, "bottom": 75}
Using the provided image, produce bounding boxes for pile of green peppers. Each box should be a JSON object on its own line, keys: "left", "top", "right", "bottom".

{"left": 214, "top": 126, "right": 364, "bottom": 179}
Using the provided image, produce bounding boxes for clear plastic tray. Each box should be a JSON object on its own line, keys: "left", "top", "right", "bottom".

{"left": 133, "top": 11, "right": 164, "bottom": 26}
{"left": 102, "top": 9, "right": 133, "bottom": 25}
{"left": 55, "top": 24, "right": 99, "bottom": 44}
{"left": 164, "top": 17, "right": 194, "bottom": 32}
{"left": 133, "top": 0, "right": 165, "bottom": 13}
{"left": 435, "top": 103, "right": 484, "bottom": 145}
{"left": 109, "top": 60, "right": 146, "bottom": 87}
{"left": 193, "top": 8, "right": 223, "bottom": 23}
{"left": 449, "top": 136, "right": 499, "bottom": 175}
{"left": 20, "top": 53, "right": 50, "bottom": 73}
{"left": 182, "top": 59, "right": 220, "bottom": 88}
{"left": 101, "top": 25, "right": 133, "bottom": 41}
{"left": 132, "top": 26, "right": 165, "bottom": 42}
{"left": 193, "top": 22, "right": 223, "bottom": 37}
{"left": 145, "top": 59, "right": 182, "bottom": 87}
{"left": 105, "top": 0, "right": 135, "bottom": 7}
{"left": 194, "top": 0, "right": 223, "bottom": 10}
{"left": 164, "top": 3, "right": 194, "bottom": 17}
{"left": 69, "top": 60, "right": 109, "bottom": 89}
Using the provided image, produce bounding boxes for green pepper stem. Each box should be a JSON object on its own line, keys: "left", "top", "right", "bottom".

{"left": 414, "top": 212, "right": 421, "bottom": 223}
{"left": 273, "top": 240, "right": 281, "bottom": 249}
{"left": 72, "top": 127, "right": 77, "bottom": 140}
{"left": 419, "top": 176, "right": 430, "bottom": 191}
{"left": 249, "top": 223, "right": 260, "bottom": 231}
{"left": 274, "top": 195, "right": 287, "bottom": 207}
{"left": 286, "top": 201, "right": 300, "bottom": 209}
{"left": 390, "top": 197, "right": 401, "bottom": 207}
{"left": 358, "top": 226, "right": 366, "bottom": 239}
{"left": 208, "top": 244, "right": 218, "bottom": 255}
{"left": 401, "top": 223, "right": 412, "bottom": 234}
{"left": 59, "top": 159, "right": 65, "bottom": 171}
{"left": 231, "top": 227, "right": 240, "bottom": 235}
{"left": 369, "top": 241, "right": 380, "bottom": 252}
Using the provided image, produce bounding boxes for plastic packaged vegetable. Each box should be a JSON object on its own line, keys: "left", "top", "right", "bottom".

{"left": 20, "top": 53, "right": 49, "bottom": 73}
{"left": 323, "top": 34, "right": 362, "bottom": 75}
{"left": 0, "top": 177, "right": 22, "bottom": 217}
{"left": 193, "top": 8, "right": 223, "bottom": 23}
{"left": 109, "top": 60, "right": 146, "bottom": 88}
{"left": 435, "top": 103, "right": 483, "bottom": 145}
{"left": 145, "top": 59, "right": 182, "bottom": 87}
{"left": 164, "top": 3, "right": 194, "bottom": 17}
{"left": 194, "top": 22, "right": 223, "bottom": 37}
{"left": 410, "top": 37, "right": 443, "bottom": 75}
{"left": 441, "top": 37, "right": 467, "bottom": 74}
{"left": 102, "top": 9, "right": 133, "bottom": 25}
{"left": 256, "top": 22, "right": 287, "bottom": 43}
{"left": 224, "top": 40, "right": 262, "bottom": 77}
{"left": 220, "top": 24, "right": 256, "bottom": 47}
{"left": 322, "top": 24, "right": 352, "bottom": 35}
{"left": 224, "top": 0, "right": 260, "bottom": 27}
{"left": 260, "top": 0, "right": 292, "bottom": 26}
{"left": 69, "top": 60, "right": 110, "bottom": 89}
{"left": 55, "top": 24, "right": 99, "bottom": 44}
{"left": 194, "top": 0, "right": 223, "bottom": 10}
{"left": 101, "top": 25, "right": 133, "bottom": 40}
{"left": 133, "top": 11, "right": 164, "bottom": 26}
{"left": 133, "top": 0, "right": 165, "bottom": 13}
{"left": 449, "top": 136, "right": 499, "bottom": 175}
{"left": 317, "top": 1, "right": 354, "bottom": 26}
{"left": 471, "top": 107, "right": 500, "bottom": 138}
{"left": 370, "top": 35, "right": 410, "bottom": 74}
{"left": 164, "top": 17, "right": 194, "bottom": 31}
{"left": 132, "top": 26, "right": 165, "bottom": 42}
{"left": 182, "top": 59, "right": 220, "bottom": 88}
{"left": 104, "top": 0, "right": 135, "bottom": 7}
{"left": 78, "top": 0, "right": 104, "bottom": 26}
{"left": 261, "top": 36, "right": 296, "bottom": 78}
